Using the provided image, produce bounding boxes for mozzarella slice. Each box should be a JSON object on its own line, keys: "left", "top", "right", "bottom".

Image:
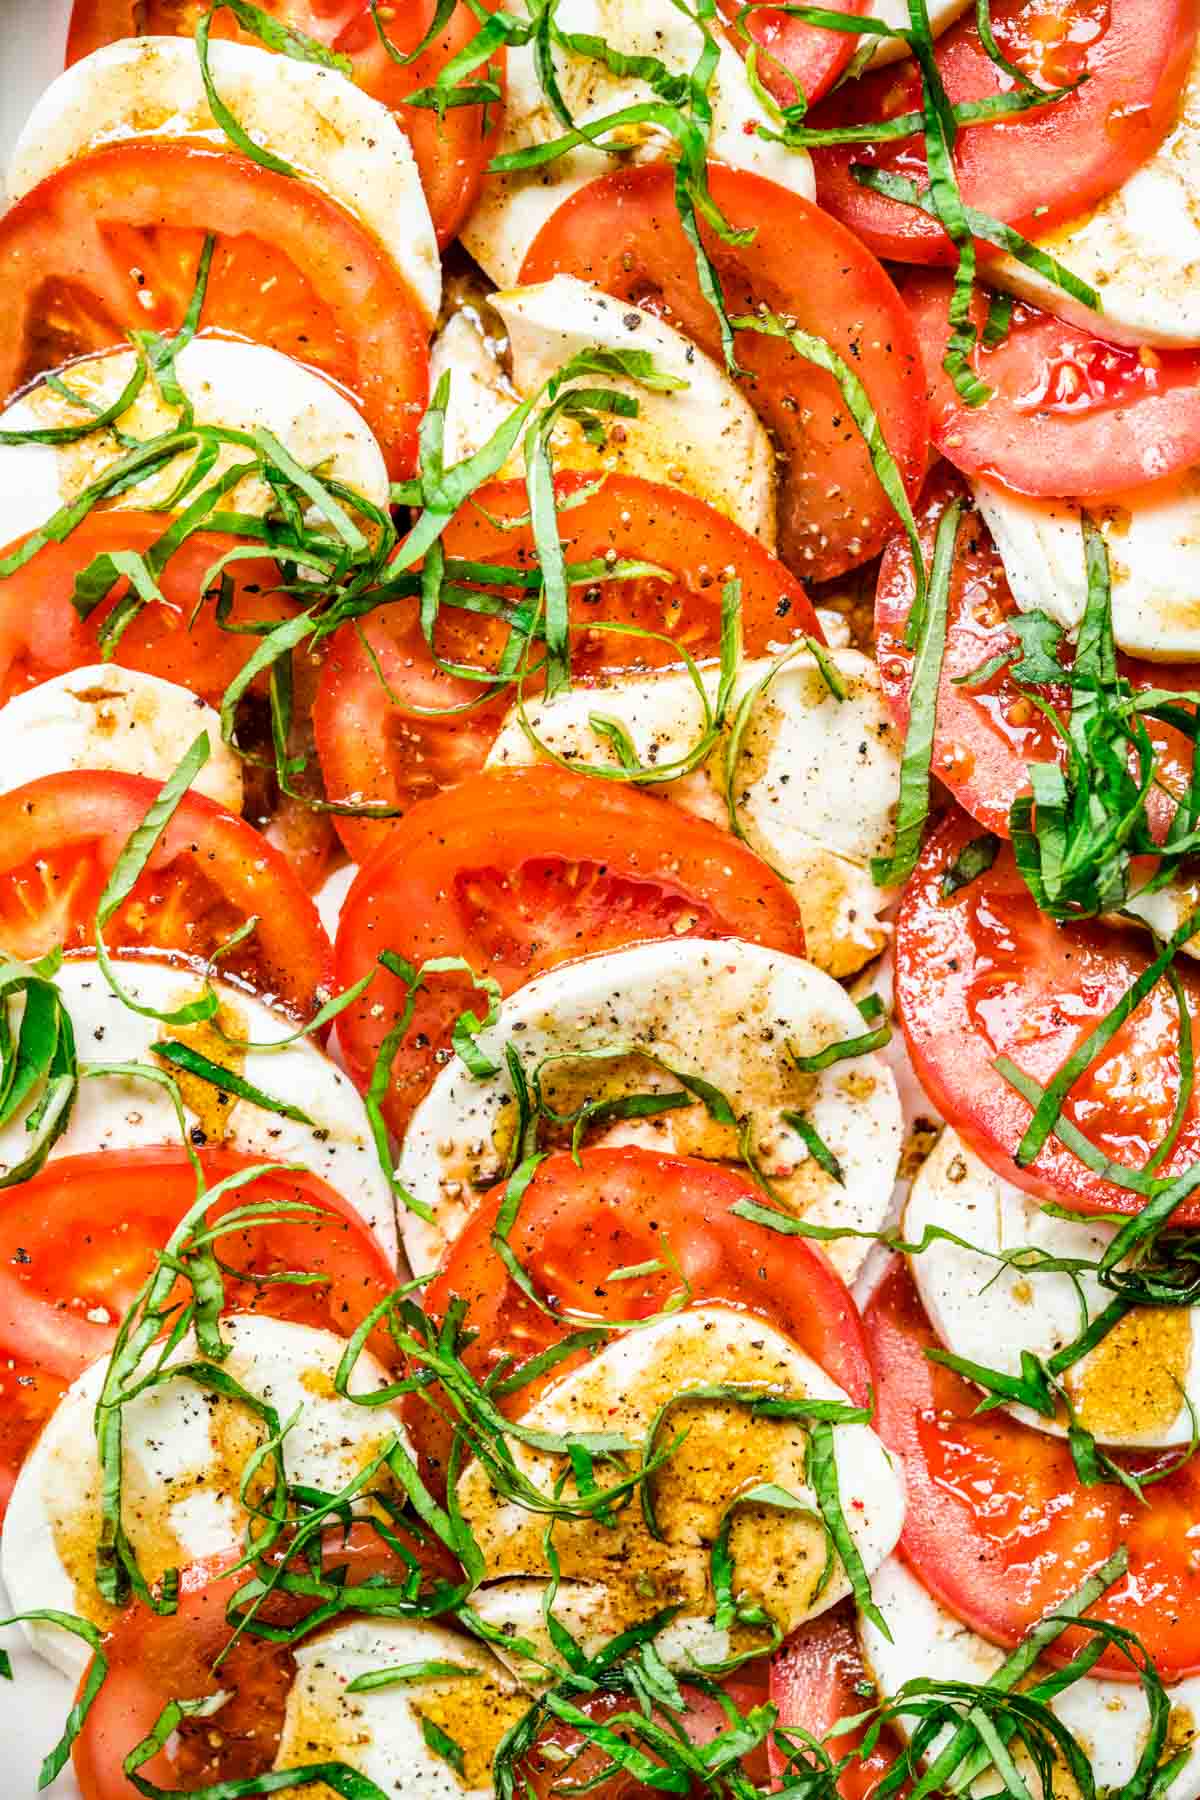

{"left": 460, "top": 0, "right": 814, "bottom": 288}
{"left": 2, "top": 1314, "right": 403, "bottom": 1681}
{"left": 907, "top": 1128, "right": 1200, "bottom": 1448}
{"left": 0, "top": 667, "right": 242, "bottom": 810}
{"left": 0, "top": 337, "right": 389, "bottom": 553}
{"left": 863, "top": 0, "right": 972, "bottom": 65}
{"left": 485, "top": 647, "right": 899, "bottom": 976}
{"left": 274, "top": 1618, "right": 526, "bottom": 1798}
{"left": 7, "top": 36, "right": 440, "bottom": 322}
{"left": 397, "top": 938, "right": 902, "bottom": 1282}
{"left": 987, "top": 44, "right": 1200, "bottom": 347}
{"left": 0, "top": 958, "right": 397, "bottom": 1266}
{"left": 457, "top": 1307, "right": 904, "bottom": 1656}
{"left": 859, "top": 1555, "right": 1200, "bottom": 1800}
{"left": 471, "top": 1579, "right": 729, "bottom": 1685}
{"left": 432, "top": 311, "right": 520, "bottom": 470}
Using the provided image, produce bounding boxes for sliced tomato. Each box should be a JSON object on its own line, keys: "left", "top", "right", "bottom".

{"left": 334, "top": 765, "right": 806, "bottom": 1132}
{"left": 0, "top": 141, "right": 429, "bottom": 477}
{"left": 808, "top": 0, "right": 1197, "bottom": 265}
{"left": 769, "top": 1604, "right": 907, "bottom": 1797}
{"left": 0, "top": 1362, "right": 68, "bottom": 1526}
{"left": 518, "top": 163, "right": 930, "bottom": 583}
{"left": 313, "top": 471, "right": 823, "bottom": 863}
{"left": 904, "top": 279, "right": 1200, "bottom": 496}
{"left": 0, "top": 514, "right": 295, "bottom": 709}
{"left": 874, "top": 468, "right": 1198, "bottom": 836}
{"left": 716, "top": 0, "right": 869, "bottom": 109}
{"left": 65, "top": 1, "right": 504, "bottom": 248}
{"left": 0, "top": 770, "right": 332, "bottom": 1018}
{"left": 894, "top": 807, "right": 1200, "bottom": 1222}
{"left": 866, "top": 1257, "right": 1200, "bottom": 1682}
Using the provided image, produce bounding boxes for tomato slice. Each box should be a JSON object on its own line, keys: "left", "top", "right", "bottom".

{"left": 865, "top": 1257, "right": 1200, "bottom": 1683}
{"left": 715, "top": 0, "right": 869, "bottom": 109}
{"left": 518, "top": 163, "right": 930, "bottom": 583}
{"left": 874, "top": 468, "right": 1198, "bottom": 837}
{"left": 769, "top": 1603, "right": 907, "bottom": 1797}
{"left": 904, "top": 279, "right": 1200, "bottom": 497}
{"left": 808, "top": 0, "right": 1197, "bottom": 266}
{"left": 0, "top": 514, "right": 295, "bottom": 709}
{"left": 0, "top": 770, "right": 332, "bottom": 1019}
{"left": 414, "top": 1146, "right": 871, "bottom": 1476}
{"left": 894, "top": 807, "right": 1200, "bottom": 1223}
{"left": 65, "top": 1, "right": 504, "bottom": 248}
{"left": 0, "top": 141, "right": 429, "bottom": 478}
{"left": 333, "top": 764, "right": 807, "bottom": 1132}
{"left": 312, "top": 471, "right": 823, "bottom": 863}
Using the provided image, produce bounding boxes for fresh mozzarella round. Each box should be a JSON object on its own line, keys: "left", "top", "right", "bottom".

{"left": 396, "top": 938, "right": 903, "bottom": 1281}
{"left": 0, "top": 958, "right": 397, "bottom": 1266}
{"left": 907, "top": 1128, "right": 1200, "bottom": 1448}
{"left": 431, "top": 311, "right": 519, "bottom": 470}
{"left": 7, "top": 36, "right": 440, "bottom": 322}
{"left": 866, "top": 0, "right": 973, "bottom": 65}
{"left": 459, "top": 0, "right": 814, "bottom": 287}
{"left": 987, "top": 43, "right": 1200, "bottom": 346}
{"left": 849, "top": 949, "right": 943, "bottom": 1262}
{"left": 859, "top": 1555, "right": 1200, "bottom": 1800}
{"left": 313, "top": 861, "right": 359, "bottom": 944}
{"left": 471, "top": 1579, "right": 730, "bottom": 1684}
{"left": 0, "top": 337, "right": 390, "bottom": 553}
{"left": 972, "top": 472, "right": 1200, "bottom": 662}
{"left": 0, "top": 666, "right": 242, "bottom": 810}
{"left": 2, "top": 1314, "right": 403, "bottom": 1681}
{"left": 274, "top": 1618, "right": 525, "bottom": 1798}
{"left": 485, "top": 646, "right": 899, "bottom": 976}
{"left": 457, "top": 1307, "right": 906, "bottom": 1655}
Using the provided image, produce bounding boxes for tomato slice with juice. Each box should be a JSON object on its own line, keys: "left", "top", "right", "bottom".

{"left": 769, "top": 1603, "right": 908, "bottom": 1798}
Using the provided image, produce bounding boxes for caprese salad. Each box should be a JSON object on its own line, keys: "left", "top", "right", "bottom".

{"left": 0, "top": 1, "right": 1198, "bottom": 1796}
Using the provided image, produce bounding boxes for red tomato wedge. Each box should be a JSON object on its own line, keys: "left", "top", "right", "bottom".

{"left": 874, "top": 469, "right": 1198, "bottom": 837}
{"left": 894, "top": 807, "right": 1200, "bottom": 1222}
{"left": 313, "top": 471, "right": 822, "bottom": 863}
{"left": 0, "top": 141, "right": 429, "bottom": 477}
{"left": 808, "top": 0, "right": 1197, "bottom": 266}
{"left": 65, "top": 0, "right": 503, "bottom": 247}
{"left": 716, "top": 0, "right": 869, "bottom": 109}
{"left": 866, "top": 1258, "right": 1200, "bottom": 1683}
{"left": 518, "top": 163, "right": 930, "bottom": 583}
{"left": 904, "top": 279, "right": 1200, "bottom": 497}
{"left": 0, "top": 1149, "right": 395, "bottom": 1518}
{"left": 334, "top": 765, "right": 806, "bottom": 1132}
{"left": 0, "top": 514, "right": 295, "bottom": 709}
{"left": 769, "top": 1603, "right": 907, "bottom": 1796}
{"left": 0, "top": 770, "right": 332, "bottom": 1019}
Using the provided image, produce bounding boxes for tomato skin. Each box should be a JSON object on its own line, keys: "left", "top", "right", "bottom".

{"left": 0, "top": 515, "right": 296, "bottom": 709}
{"left": 874, "top": 469, "right": 1198, "bottom": 837}
{"left": 865, "top": 1258, "right": 1200, "bottom": 1683}
{"left": 894, "top": 808, "right": 1200, "bottom": 1223}
{"left": 904, "top": 279, "right": 1200, "bottom": 497}
{"left": 334, "top": 765, "right": 806, "bottom": 1132}
{"left": 0, "top": 1361, "right": 68, "bottom": 1526}
{"left": 808, "top": 0, "right": 1198, "bottom": 265}
{"left": 769, "top": 1603, "right": 907, "bottom": 1797}
{"left": 519, "top": 163, "right": 930, "bottom": 584}
{"left": 0, "top": 141, "right": 429, "bottom": 478}
{"left": 715, "top": 0, "right": 869, "bottom": 108}
{"left": 313, "top": 472, "right": 823, "bottom": 863}
{"left": 0, "top": 770, "right": 333, "bottom": 1020}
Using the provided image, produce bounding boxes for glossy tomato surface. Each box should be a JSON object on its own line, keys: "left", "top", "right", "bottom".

{"left": 769, "top": 1602, "right": 907, "bottom": 1797}
{"left": 716, "top": 0, "right": 869, "bottom": 108}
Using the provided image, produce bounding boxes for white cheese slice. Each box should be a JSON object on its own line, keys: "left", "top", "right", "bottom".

{"left": 866, "top": 0, "right": 973, "bottom": 65}
{"left": 907, "top": 1127, "right": 1200, "bottom": 1448}
{"left": 396, "top": 937, "right": 902, "bottom": 1283}
{"left": 2, "top": 1314, "right": 403, "bottom": 1681}
{"left": 485, "top": 646, "right": 899, "bottom": 976}
{"left": 0, "top": 666, "right": 241, "bottom": 810}
{"left": 860, "top": 1555, "right": 1200, "bottom": 1800}
{"left": 460, "top": 0, "right": 814, "bottom": 287}
{"left": 274, "top": 1618, "right": 525, "bottom": 1798}
{"left": 457, "top": 1306, "right": 905, "bottom": 1653}
{"left": 0, "top": 337, "right": 389, "bottom": 554}
{"left": 7, "top": 36, "right": 440, "bottom": 322}
{"left": 0, "top": 958, "right": 397, "bottom": 1266}
{"left": 471, "top": 1579, "right": 730, "bottom": 1684}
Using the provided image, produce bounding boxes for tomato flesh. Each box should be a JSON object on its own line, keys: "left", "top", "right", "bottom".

{"left": 519, "top": 163, "right": 930, "bottom": 583}
{"left": 716, "top": 0, "right": 869, "bottom": 108}
{"left": 769, "top": 1603, "right": 907, "bottom": 1797}
{"left": 0, "top": 141, "right": 429, "bottom": 477}
{"left": 313, "top": 471, "right": 822, "bottom": 863}
{"left": 895, "top": 808, "right": 1200, "bottom": 1222}
{"left": 808, "top": 0, "right": 1197, "bottom": 266}
{"left": 865, "top": 1258, "right": 1200, "bottom": 1683}
{"left": 334, "top": 764, "right": 806, "bottom": 1132}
